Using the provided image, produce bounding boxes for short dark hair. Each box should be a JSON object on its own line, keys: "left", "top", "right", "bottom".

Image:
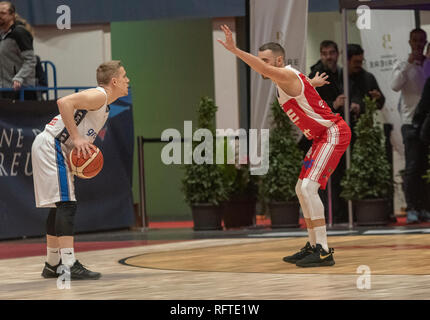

{"left": 258, "top": 42, "right": 285, "bottom": 58}
{"left": 347, "top": 44, "right": 364, "bottom": 60}
{"left": 320, "top": 40, "right": 338, "bottom": 53}
{"left": 410, "top": 28, "right": 427, "bottom": 39}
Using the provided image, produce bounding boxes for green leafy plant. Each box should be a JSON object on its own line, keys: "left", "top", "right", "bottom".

{"left": 341, "top": 96, "right": 393, "bottom": 200}
{"left": 217, "top": 135, "right": 259, "bottom": 201}
{"left": 182, "top": 97, "right": 230, "bottom": 206}
{"left": 260, "top": 99, "right": 303, "bottom": 202}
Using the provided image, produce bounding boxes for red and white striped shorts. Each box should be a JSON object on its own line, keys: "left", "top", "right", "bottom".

{"left": 299, "top": 119, "right": 351, "bottom": 189}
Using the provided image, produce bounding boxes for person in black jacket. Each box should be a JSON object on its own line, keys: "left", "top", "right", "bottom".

{"left": 414, "top": 77, "right": 430, "bottom": 144}
{"left": 306, "top": 40, "right": 347, "bottom": 223}
{"left": 410, "top": 77, "right": 430, "bottom": 221}
{"left": 304, "top": 42, "right": 386, "bottom": 224}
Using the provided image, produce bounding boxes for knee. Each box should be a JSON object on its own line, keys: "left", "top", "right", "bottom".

{"left": 46, "top": 208, "right": 57, "bottom": 236}
{"left": 295, "top": 180, "right": 303, "bottom": 197}
{"left": 55, "top": 201, "right": 77, "bottom": 237}
{"left": 300, "top": 179, "right": 320, "bottom": 198}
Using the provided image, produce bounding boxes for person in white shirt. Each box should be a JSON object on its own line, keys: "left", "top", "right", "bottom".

{"left": 391, "top": 28, "right": 430, "bottom": 223}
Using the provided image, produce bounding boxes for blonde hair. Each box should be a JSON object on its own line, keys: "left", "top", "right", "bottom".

{"left": 16, "top": 14, "right": 34, "bottom": 36}
{"left": 96, "top": 60, "right": 122, "bottom": 85}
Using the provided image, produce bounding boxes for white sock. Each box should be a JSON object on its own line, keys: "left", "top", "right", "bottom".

{"left": 47, "top": 247, "right": 61, "bottom": 266}
{"left": 307, "top": 229, "right": 316, "bottom": 247}
{"left": 314, "top": 225, "right": 329, "bottom": 252}
{"left": 60, "top": 248, "right": 76, "bottom": 267}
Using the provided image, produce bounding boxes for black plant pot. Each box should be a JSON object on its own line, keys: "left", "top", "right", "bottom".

{"left": 222, "top": 195, "right": 257, "bottom": 229}
{"left": 269, "top": 201, "right": 300, "bottom": 228}
{"left": 191, "top": 204, "right": 223, "bottom": 231}
{"left": 353, "top": 198, "right": 390, "bottom": 226}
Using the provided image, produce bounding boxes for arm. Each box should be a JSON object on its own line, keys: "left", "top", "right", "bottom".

{"left": 217, "top": 25, "right": 297, "bottom": 85}
{"left": 12, "top": 27, "right": 36, "bottom": 88}
{"left": 368, "top": 74, "right": 385, "bottom": 109}
{"left": 57, "top": 89, "right": 106, "bottom": 157}
{"left": 412, "top": 77, "right": 430, "bottom": 129}
{"left": 390, "top": 61, "right": 411, "bottom": 92}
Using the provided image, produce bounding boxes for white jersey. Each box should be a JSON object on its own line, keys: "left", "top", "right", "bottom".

{"left": 31, "top": 86, "right": 110, "bottom": 208}
{"left": 44, "top": 86, "right": 110, "bottom": 151}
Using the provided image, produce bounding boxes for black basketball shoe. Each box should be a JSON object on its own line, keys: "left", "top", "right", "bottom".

{"left": 41, "top": 261, "right": 61, "bottom": 278}
{"left": 282, "top": 241, "right": 315, "bottom": 264}
{"left": 59, "top": 260, "right": 101, "bottom": 280}
{"left": 296, "top": 243, "right": 335, "bottom": 268}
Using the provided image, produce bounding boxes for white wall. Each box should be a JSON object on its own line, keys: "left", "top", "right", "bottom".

{"left": 33, "top": 24, "right": 111, "bottom": 97}
{"left": 212, "top": 18, "right": 240, "bottom": 131}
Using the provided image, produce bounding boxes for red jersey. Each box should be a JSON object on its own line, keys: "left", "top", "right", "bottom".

{"left": 276, "top": 65, "right": 342, "bottom": 140}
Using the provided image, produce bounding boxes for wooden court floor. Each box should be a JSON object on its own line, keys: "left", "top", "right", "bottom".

{"left": 0, "top": 234, "right": 429, "bottom": 299}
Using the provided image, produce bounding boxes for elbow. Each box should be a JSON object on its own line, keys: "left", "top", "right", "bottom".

{"left": 57, "top": 97, "right": 64, "bottom": 107}
{"left": 56, "top": 97, "right": 67, "bottom": 111}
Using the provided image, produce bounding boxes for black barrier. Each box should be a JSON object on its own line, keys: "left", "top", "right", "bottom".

{"left": 0, "top": 95, "right": 135, "bottom": 239}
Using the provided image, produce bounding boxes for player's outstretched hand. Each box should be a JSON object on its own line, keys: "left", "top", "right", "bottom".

{"left": 72, "top": 136, "right": 97, "bottom": 158}
{"left": 217, "top": 24, "right": 237, "bottom": 52}
{"left": 310, "top": 72, "right": 330, "bottom": 88}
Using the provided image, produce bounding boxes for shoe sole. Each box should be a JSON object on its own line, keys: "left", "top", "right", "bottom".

{"left": 296, "top": 260, "right": 335, "bottom": 268}
{"left": 41, "top": 273, "right": 58, "bottom": 279}
{"left": 71, "top": 274, "right": 102, "bottom": 281}
{"left": 282, "top": 258, "right": 298, "bottom": 264}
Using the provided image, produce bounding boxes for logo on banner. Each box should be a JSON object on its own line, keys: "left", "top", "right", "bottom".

{"left": 356, "top": 5, "right": 371, "bottom": 30}
{"left": 382, "top": 34, "right": 393, "bottom": 50}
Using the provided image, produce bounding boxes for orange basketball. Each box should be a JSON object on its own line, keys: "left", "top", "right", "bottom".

{"left": 68, "top": 146, "right": 104, "bottom": 179}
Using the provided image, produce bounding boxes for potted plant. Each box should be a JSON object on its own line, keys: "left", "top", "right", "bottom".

{"left": 182, "top": 97, "right": 229, "bottom": 230}
{"left": 340, "top": 96, "right": 393, "bottom": 226}
{"left": 261, "top": 99, "right": 304, "bottom": 228}
{"left": 220, "top": 158, "right": 259, "bottom": 229}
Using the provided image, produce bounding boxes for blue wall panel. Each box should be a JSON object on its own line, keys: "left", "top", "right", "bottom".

{"left": 12, "top": 0, "right": 246, "bottom": 26}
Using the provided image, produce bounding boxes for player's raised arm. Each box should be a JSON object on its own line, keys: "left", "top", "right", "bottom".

{"left": 56, "top": 89, "right": 106, "bottom": 157}
{"left": 217, "top": 24, "right": 295, "bottom": 85}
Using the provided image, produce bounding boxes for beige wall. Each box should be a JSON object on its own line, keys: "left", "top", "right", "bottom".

{"left": 33, "top": 25, "right": 111, "bottom": 97}
{"left": 306, "top": 11, "right": 361, "bottom": 75}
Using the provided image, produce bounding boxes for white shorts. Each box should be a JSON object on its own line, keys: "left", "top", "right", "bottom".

{"left": 32, "top": 132, "right": 76, "bottom": 208}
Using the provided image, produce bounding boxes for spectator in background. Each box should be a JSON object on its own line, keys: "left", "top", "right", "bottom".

{"left": 303, "top": 42, "right": 386, "bottom": 224}
{"left": 347, "top": 44, "right": 385, "bottom": 142}
{"left": 392, "top": 28, "right": 430, "bottom": 223}
{"left": 307, "top": 40, "right": 348, "bottom": 223}
{"left": 0, "top": 1, "right": 37, "bottom": 100}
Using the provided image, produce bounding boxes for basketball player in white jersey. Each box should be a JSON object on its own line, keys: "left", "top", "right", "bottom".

{"left": 219, "top": 25, "right": 351, "bottom": 267}
{"left": 32, "top": 61, "right": 130, "bottom": 279}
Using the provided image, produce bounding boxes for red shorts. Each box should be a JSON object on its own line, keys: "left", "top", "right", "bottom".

{"left": 299, "top": 119, "right": 351, "bottom": 189}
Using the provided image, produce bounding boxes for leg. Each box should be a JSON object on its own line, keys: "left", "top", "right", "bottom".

{"left": 55, "top": 201, "right": 77, "bottom": 267}
{"left": 300, "top": 178, "right": 328, "bottom": 251}
{"left": 295, "top": 179, "right": 316, "bottom": 246}
{"left": 41, "top": 208, "right": 62, "bottom": 279}
{"left": 46, "top": 208, "right": 61, "bottom": 265}
{"left": 55, "top": 201, "right": 101, "bottom": 280}
{"left": 402, "top": 125, "right": 424, "bottom": 222}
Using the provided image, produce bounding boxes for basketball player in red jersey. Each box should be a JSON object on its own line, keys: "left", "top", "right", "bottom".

{"left": 218, "top": 25, "right": 351, "bottom": 267}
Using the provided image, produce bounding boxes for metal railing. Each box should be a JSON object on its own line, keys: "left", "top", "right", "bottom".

{"left": 0, "top": 60, "right": 93, "bottom": 101}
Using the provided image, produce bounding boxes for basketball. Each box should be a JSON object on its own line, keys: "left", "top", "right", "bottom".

{"left": 68, "top": 146, "right": 104, "bottom": 179}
